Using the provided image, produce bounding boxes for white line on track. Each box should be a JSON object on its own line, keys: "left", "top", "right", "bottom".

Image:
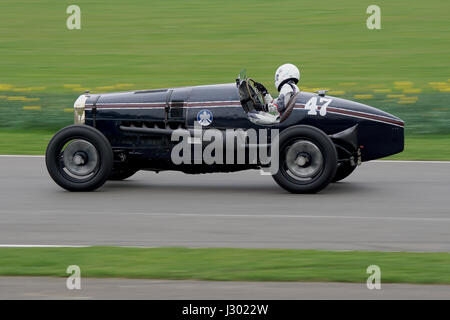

{"left": 0, "top": 244, "right": 442, "bottom": 253}
{"left": 0, "top": 245, "right": 161, "bottom": 249}
{"left": 0, "top": 155, "right": 44, "bottom": 158}
{"left": 21, "top": 210, "right": 450, "bottom": 222}
{"left": 0, "top": 244, "right": 89, "bottom": 248}
{"left": 122, "top": 212, "right": 450, "bottom": 222}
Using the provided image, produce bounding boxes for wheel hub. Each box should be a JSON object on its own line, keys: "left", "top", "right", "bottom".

{"left": 285, "top": 140, "right": 323, "bottom": 179}
{"left": 63, "top": 140, "right": 99, "bottom": 176}
{"left": 295, "top": 153, "right": 310, "bottom": 167}
{"left": 72, "top": 153, "right": 86, "bottom": 166}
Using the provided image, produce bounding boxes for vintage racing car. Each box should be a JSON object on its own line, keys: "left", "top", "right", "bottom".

{"left": 45, "top": 71, "right": 404, "bottom": 193}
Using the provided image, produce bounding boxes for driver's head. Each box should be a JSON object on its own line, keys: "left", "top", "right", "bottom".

{"left": 274, "top": 63, "right": 300, "bottom": 91}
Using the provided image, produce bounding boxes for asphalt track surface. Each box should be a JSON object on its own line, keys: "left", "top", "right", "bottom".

{"left": 1, "top": 277, "right": 449, "bottom": 300}
{"left": 1, "top": 156, "right": 449, "bottom": 299}
{"left": 0, "top": 156, "right": 449, "bottom": 251}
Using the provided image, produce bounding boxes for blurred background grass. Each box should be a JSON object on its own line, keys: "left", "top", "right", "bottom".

{"left": 0, "top": 0, "right": 449, "bottom": 151}
{"left": 0, "top": 247, "right": 449, "bottom": 284}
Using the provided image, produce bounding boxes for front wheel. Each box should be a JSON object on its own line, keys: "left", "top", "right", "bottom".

{"left": 45, "top": 125, "right": 113, "bottom": 191}
{"left": 272, "top": 126, "right": 338, "bottom": 193}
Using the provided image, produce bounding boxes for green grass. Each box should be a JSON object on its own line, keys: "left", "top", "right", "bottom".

{"left": 0, "top": 0, "right": 449, "bottom": 89}
{"left": 0, "top": 130, "right": 54, "bottom": 155}
{"left": 388, "top": 135, "right": 450, "bottom": 161}
{"left": 1, "top": 129, "right": 449, "bottom": 160}
{"left": 0, "top": 247, "right": 448, "bottom": 284}
{"left": 0, "top": 0, "right": 449, "bottom": 133}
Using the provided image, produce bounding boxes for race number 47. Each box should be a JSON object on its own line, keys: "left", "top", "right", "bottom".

{"left": 304, "top": 96, "right": 332, "bottom": 116}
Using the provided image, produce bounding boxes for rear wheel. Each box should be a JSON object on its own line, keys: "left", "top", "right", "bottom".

{"left": 45, "top": 125, "right": 113, "bottom": 191}
{"left": 272, "top": 126, "right": 337, "bottom": 193}
{"left": 332, "top": 162, "right": 357, "bottom": 182}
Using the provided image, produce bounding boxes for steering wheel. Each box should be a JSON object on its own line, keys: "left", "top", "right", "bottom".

{"left": 246, "top": 78, "right": 266, "bottom": 110}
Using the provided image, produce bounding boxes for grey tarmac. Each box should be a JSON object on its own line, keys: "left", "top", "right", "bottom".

{"left": 0, "top": 157, "right": 449, "bottom": 251}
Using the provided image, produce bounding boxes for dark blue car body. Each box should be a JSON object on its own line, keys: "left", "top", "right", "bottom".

{"left": 83, "top": 83, "right": 403, "bottom": 172}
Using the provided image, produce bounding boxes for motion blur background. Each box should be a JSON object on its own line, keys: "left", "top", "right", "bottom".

{"left": 0, "top": 1, "right": 449, "bottom": 295}
{"left": 0, "top": 0, "right": 449, "bottom": 154}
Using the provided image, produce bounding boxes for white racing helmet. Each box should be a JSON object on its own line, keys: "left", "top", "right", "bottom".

{"left": 274, "top": 63, "right": 300, "bottom": 91}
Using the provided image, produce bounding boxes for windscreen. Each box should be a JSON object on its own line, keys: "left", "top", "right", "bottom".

{"left": 238, "top": 69, "right": 247, "bottom": 83}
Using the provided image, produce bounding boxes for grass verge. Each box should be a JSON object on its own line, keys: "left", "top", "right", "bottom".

{"left": 387, "top": 135, "right": 450, "bottom": 161}
{"left": 0, "top": 130, "right": 54, "bottom": 155}
{"left": 0, "top": 247, "right": 448, "bottom": 284}
{"left": 0, "top": 130, "right": 449, "bottom": 160}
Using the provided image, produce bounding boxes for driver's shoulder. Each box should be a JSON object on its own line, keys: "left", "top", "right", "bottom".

{"left": 279, "top": 82, "right": 299, "bottom": 96}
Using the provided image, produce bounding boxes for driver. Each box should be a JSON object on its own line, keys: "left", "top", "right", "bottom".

{"left": 250, "top": 63, "right": 300, "bottom": 124}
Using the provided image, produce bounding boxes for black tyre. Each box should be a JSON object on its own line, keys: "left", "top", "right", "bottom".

{"left": 45, "top": 125, "right": 113, "bottom": 191}
{"left": 332, "top": 162, "right": 357, "bottom": 182}
{"left": 272, "top": 125, "right": 338, "bottom": 193}
{"left": 109, "top": 168, "right": 138, "bottom": 181}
